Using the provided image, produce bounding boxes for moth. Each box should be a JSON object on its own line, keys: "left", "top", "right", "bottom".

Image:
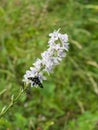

{"left": 28, "top": 77, "right": 43, "bottom": 88}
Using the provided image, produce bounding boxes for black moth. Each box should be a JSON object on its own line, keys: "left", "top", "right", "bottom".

{"left": 28, "top": 77, "right": 43, "bottom": 88}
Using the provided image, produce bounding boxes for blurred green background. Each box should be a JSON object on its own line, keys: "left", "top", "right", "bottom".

{"left": 0, "top": 0, "right": 98, "bottom": 130}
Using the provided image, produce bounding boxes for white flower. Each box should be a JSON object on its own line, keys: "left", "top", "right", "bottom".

{"left": 57, "top": 49, "right": 66, "bottom": 58}
{"left": 23, "top": 29, "right": 69, "bottom": 87}
{"left": 49, "top": 29, "right": 60, "bottom": 41}
{"left": 33, "top": 59, "right": 42, "bottom": 70}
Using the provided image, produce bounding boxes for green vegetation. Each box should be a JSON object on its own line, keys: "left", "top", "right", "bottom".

{"left": 0, "top": 0, "right": 98, "bottom": 129}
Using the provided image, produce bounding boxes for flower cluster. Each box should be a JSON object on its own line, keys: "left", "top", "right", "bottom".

{"left": 23, "top": 29, "right": 69, "bottom": 87}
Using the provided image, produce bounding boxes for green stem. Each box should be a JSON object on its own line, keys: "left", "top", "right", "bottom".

{"left": 0, "top": 85, "right": 28, "bottom": 118}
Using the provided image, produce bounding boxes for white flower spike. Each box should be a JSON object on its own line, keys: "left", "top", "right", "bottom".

{"left": 23, "top": 29, "right": 69, "bottom": 88}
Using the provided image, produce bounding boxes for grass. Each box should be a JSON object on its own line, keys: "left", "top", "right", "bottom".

{"left": 0, "top": 0, "right": 98, "bottom": 129}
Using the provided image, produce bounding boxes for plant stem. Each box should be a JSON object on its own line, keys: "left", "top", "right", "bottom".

{"left": 0, "top": 85, "right": 28, "bottom": 118}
